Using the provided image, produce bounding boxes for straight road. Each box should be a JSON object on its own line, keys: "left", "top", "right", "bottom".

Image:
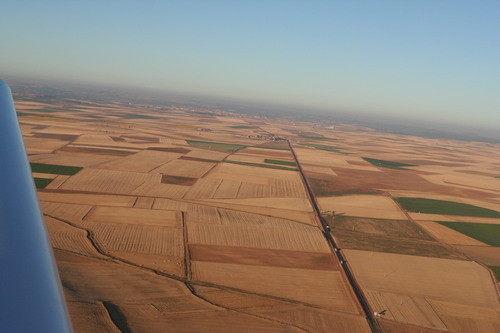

{"left": 288, "top": 140, "right": 381, "bottom": 333}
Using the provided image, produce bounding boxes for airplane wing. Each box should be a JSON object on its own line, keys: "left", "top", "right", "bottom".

{"left": 0, "top": 80, "right": 72, "bottom": 332}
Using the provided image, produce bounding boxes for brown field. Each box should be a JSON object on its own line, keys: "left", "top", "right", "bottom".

{"left": 193, "top": 287, "right": 371, "bottom": 333}
{"left": 44, "top": 175, "right": 70, "bottom": 189}
{"left": 95, "top": 150, "right": 181, "bottom": 172}
{"left": 59, "top": 168, "right": 159, "bottom": 194}
{"left": 415, "top": 221, "right": 488, "bottom": 246}
{"left": 190, "top": 244, "right": 339, "bottom": 270}
{"left": 41, "top": 201, "right": 93, "bottom": 221}
{"left": 66, "top": 302, "right": 120, "bottom": 333}
{"left": 344, "top": 249, "right": 500, "bottom": 331}
{"left": 200, "top": 197, "right": 313, "bottom": 212}
{"left": 38, "top": 191, "right": 137, "bottom": 207}
{"left": 153, "top": 159, "right": 216, "bottom": 177}
{"left": 30, "top": 151, "right": 118, "bottom": 167}
{"left": 81, "top": 222, "right": 184, "bottom": 257}
{"left": 184, "top": 149, "right": 229, "bottom": 161}
{"left": 84, "top": 206, "right": 180, "bottom": 227}
{"left": 454, "top": 245, "right": 500, "bottom": 265}
{"left": 133, "top": 196, "right": 155, "bottom": 208}
{"left": 20, "top": 95, "right": 500, "bottom": 331}
{"left": 212, "top": 179, "right": 241, "bottom": 198}
{"left": 318, "top": 195, "right": 408, "bottom": 220}
{"left": 188, "top": 223, "right": 331, "bottom": 253}
{"left": 191, "top": 261, "right": 359, "bottom": 312}
{"left": 45, "top": 216, "right": 105, "bottom": 258}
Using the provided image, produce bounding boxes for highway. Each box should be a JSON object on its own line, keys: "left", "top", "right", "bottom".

{"left": 288, "top": 140, "right": 381, "bottom": 333}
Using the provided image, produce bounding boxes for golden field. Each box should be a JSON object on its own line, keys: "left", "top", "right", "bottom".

{"left": 18, "top": 95, "right": 499, "bottom": 332}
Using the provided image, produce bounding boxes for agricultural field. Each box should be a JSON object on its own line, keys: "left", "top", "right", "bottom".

{"left": 17, "top": 93, "right": 500, "bottom": 332}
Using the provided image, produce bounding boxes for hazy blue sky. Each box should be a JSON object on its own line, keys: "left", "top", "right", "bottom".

{"left": 1, "top": 1, "right": 499, "bottom": 129}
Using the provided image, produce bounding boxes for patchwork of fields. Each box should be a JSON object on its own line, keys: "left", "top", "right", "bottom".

{"left": 18, "top": 95, "right": 500, "bottom": 332}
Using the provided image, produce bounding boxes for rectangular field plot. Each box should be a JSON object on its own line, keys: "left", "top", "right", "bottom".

{"left": 30, "top": 151, "right": 118, "bottom": 167}
{"left": 154, "top": 159, "right": 216, "bottom": 178}
{"left": 81, "top": 222, "right": 184, "bottom": 257}
{"left": 186, "top": 140, "right": 246, "bottom": 152}
{"left": 85, "top": 206, "right": 180, "bottom": 227}
{"left": 212, "top": 179, "right": 241, "bottom": 199}
{"left": 429, "top": 299, "right": 500, "bottom": 333}
{"left": 455, "top": 246, "right": 500, "bottom": 266}
{"left": 318, "top": 195, "right": 407, "bottom": 220}
{"left": 95, "top": 150, "right": 181, "bottom": 172}
{"left": 365, "top": 290, "right": 446, "bottom": 330}
{"left": 437, "top": 222, "right": 500, "bottom": 246}
{"left": 416, "top": 221, "right": 488, "bottom": 246}
{"left": 187, "top": 224, "right": 331, "bottom": 253}
{"left": 235, "top": 178, "right": 307, "bottom": 198}
{"left": 201, "top": 197, "right": 313, "bottom": 212}
{"left": 191, "top": 261, "right": 359, "bottom": 313}
{"left": 183, "top": 178, "right": 222, "bottom": 199}
{"left": 38, "top": 192, "right": 137, "bottom": 207}
{"left": 132, "top": 182, "right": 190, "bottom": 199}
{"left": 41, "top": 201, "right": 93, "bottom": 221}
{"left": 186, "top": 200, "right": 316, "bottom": 225}
{"left": 217, "top": 208, "right": 314, "bottom": 229}
{"left": 60, "top": 168, "right": 159, "bottom": 194}
{"left": 189, "top": 244, "right": 339, "bottom": 270}
{"left": 30, "top": 162, "right": 82, "bottom": 175}
{"left": 23, "top": 136, "right": 68, "bottom": 154}
{"left": 394, "top": 197, "right": 500, "bottom": 218}
{"left": 184, "top": 150, "right": 229, "bottom": 161}
{"left": 344, "top": 249, "right": 499, "bottom": 307}
{"left": 152, "top": 199, "right": 222, "bottom": 224}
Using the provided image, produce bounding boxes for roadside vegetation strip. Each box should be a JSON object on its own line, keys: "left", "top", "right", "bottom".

{"left": 252, "top": 146, "right": 290, "bottom": 151}
{"left": 228, "top": 125, "right": 256, "bottom": 129}
{"left": 299, "top": 142, "right": 346, "bottom": 154}
{"left": 34, "top": 177, "right": 53, "bottom": 189}
{"left": 394, "top": 197, "right": 500, "bottom": 218}
{"left": 264, "top": 159, "right": 297, "bottom": 167}
{"left": 299, "top": 135, "right": 338, "bottom": 142}
{"left": 437, "top": 222, "right": 500, "bottom": 246}
{"left": 224, "top": 160, "right": 298, "bottom": 171}
{"left": 362, "top": 157, "right": 415, "bottom": 170}
{"left": 186, "top": 140, "right": 247, "bottom": 152}
{"left": 30, "top": 162, "right": 83, "bottom": 175}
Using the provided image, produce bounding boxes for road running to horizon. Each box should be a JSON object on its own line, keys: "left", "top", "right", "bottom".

{"left": 288, "top": 140, "right": 381, "bottom": 333}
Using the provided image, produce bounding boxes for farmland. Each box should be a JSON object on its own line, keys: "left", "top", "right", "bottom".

{"left": 437, "top": 222, "right": 500, "bottom": 246}
{"left": 395, "top": 197, "right": 500, "bottom": 218}
{"left": 17, "top": 93, "right": 500, "bottom": 332}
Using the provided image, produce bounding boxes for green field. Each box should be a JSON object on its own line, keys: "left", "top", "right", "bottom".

{"left": 253, "top": 146, "right": 289, "bottom": 151}
{"left": 34, "top": 177, "right": 53, "bottom": 189}
{"left": 394, "top": 197, "right": 500, "bottom": 218}
{"left": 437, "top": 222, "right": 500, "bottom": 246}
{"left": 362, "top": 157, "right": 415, "bottom": 170}
{"left": 264, "top": 159, "right": 296, "bottom": 167}
{"left": 299, "top": 143, "right": 345, "bottom": 153}
{"left": 299, "top": 135, "right": 338, "bottom": 142}
{"left": 225, "top": 160, "right": 297, "bottom": 171}
{"left": 30, "top": 162, "right": 83, "bottom": 175}
{"left": 186, "top": 140, "right": 247, "bottom": 152}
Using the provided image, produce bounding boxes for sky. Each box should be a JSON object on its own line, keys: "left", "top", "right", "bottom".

{"left": 1, "top": 1, "right": 499, "bottom": 130}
